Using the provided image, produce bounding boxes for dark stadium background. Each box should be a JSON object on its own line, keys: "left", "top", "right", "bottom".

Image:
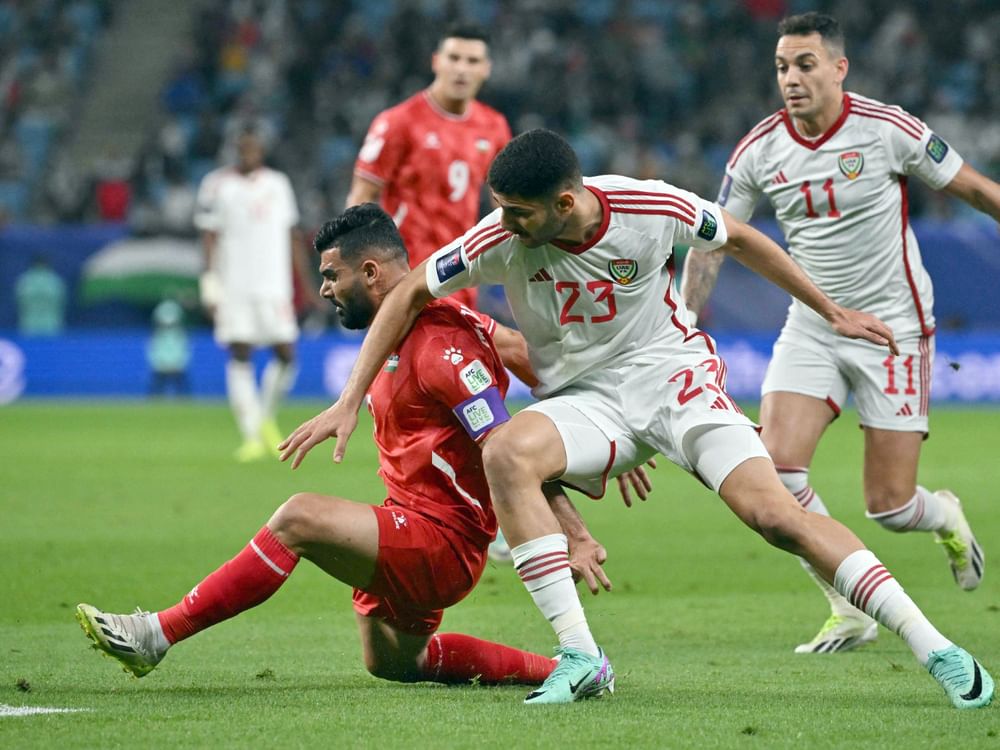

{"left": 1, "top": 0, "right": 998, "bottom": 401}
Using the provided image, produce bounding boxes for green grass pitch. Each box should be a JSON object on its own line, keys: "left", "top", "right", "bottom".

{"left": 1, "top": 401, "right": 998, "bottom": 747}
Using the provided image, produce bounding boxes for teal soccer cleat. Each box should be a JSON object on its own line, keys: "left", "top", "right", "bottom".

{"left": 927, "top": 645, "right": 994, "bottom": 709}
{"left": 524, "top": 647, "right": 614, "bottom": 704}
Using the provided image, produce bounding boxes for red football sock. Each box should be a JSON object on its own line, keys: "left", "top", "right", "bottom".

{"left": 422, "top": 633, "right": 555, "bottom": 685}
{"left": 157, "top": 526, "right": 299, "bottom": 644}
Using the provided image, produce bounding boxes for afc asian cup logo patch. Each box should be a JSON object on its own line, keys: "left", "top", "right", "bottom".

{"left": 926, "top": 133, "right": 950, "bottom": 163}
{"left": 608, "top": 259, "right": 638, "bottom": 285}
{"left": 435, "top": 245, "right": 466, "bottom": 283}
{"left": 838, "top": 151, "right": 864, "bottom": 180}
{"left": 697, "top": 210, "right": 718, "bottom": 241}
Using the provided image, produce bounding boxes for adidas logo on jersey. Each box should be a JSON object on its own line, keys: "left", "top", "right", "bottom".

{"left": 772, "top": 170, "right": 789, "bottom": 185}
{"left": 896, "top": 403, "right": 913, "bottom": 416}
{"left": 529, "top": 268, "right": 553, "bottom": 282}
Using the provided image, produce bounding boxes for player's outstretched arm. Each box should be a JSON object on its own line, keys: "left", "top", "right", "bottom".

{"left": 681, "top": 249, "right": 726, "bottom": 319}
{"left": 943, "top": 163, "right": 1000, "bottom": 225}
{"left": 279, "top": 261, "right": 436, "bottom": 468}
{"left": 543, "top": 483, "right": 611, "bottom": 595}
{"left": 492, "top": 323, "right": 539, "bottom": 389}
{"left": 718, "top": 211, "right": 900, "bottom": 356}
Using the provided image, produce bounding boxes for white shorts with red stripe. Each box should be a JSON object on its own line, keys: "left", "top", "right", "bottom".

{"left": 762, "top": 321, "right": 933, "bottom": 433}
{"left": 522, "top": 354, "right": 766, "bottom": 496}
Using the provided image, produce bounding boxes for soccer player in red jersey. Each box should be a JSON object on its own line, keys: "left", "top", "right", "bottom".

{"left": 76, "top": 204, "right": 609, "bottom": 687}
{"left": 347, "top": 22, "right": 511, "bottom": 310}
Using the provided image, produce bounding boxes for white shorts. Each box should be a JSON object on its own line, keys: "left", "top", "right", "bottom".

{"left": 522, "top": 355, "right": 768, "bottom": 496}
{"left": 762, "top": 323, "right": 933, "bottom": 433}
{"left": 214, "top": 296, "right": 298, "bottom": 346}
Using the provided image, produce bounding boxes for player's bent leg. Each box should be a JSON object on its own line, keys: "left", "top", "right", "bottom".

{"left": 481, "top": 410, "right": 611, "bottom": 699}
{"left": 760, "top": 392, "right": 875, "bottom": 652}
{"left": 268, "top": 492, "right": 379, "bottom": 589}
{"left": 356, "top": 615, "right": 556, "bottom": 686}
{"left": 863, "top": 428, "right": 984, "bottom": 590}
{"left": 714, "top": 455, "right": 993, "bottom": 707}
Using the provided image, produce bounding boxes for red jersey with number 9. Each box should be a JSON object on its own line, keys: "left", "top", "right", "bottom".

{"left": 353, "top": 90, "right": 511, "bottom": 267}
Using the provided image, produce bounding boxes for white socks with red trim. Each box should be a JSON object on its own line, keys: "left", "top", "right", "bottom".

{"left": 833, "top": 550, "right": 951, "bottom": 664}
{"left": 511, "top": 533, "right": 599, "bottom": 657}
{"left": 867, "top": 486, "right": 952, "bottom": 533}
{"left": 778, "top": 467, "right": 859, "bottom": 618}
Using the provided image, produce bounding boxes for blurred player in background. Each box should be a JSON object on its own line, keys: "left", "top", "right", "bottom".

{"left": 282, "top": 129, "right": 993, "bottom": 709}
{"left": 347, "top": 21, "right": 511, "bottom": 311}
{"left": 78, "top": 204, "right": 615, "bottom": 688}
{"left": 196, "top": 129, "right": 318, "bottom": 462}
{"left": 683, "top": 12, "right": 1000, "bottom": 655}
{"left": 348, "top": 20, "right": 515, "bottom": 562}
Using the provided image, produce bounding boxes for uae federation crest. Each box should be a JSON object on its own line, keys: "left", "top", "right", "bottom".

{"left": 608, "top": 258, "right": 638, "bottom": 285}
{"left": 838, "top": 151, "right": 864, "bottom": 180}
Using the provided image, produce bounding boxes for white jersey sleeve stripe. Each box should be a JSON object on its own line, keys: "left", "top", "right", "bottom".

{"left": 851, "top": 103, "right": 924, "bottom": 140}
{"left": 850, "top": 94, "right": 925, "bottom": 130}
{"left": 604, "top": 188, "right": 696, "bottom": 212}
{"left": 466, "top": 220, "right": 504, "bottom": 247}
{"left": 608, "top": 196, "right": 697, "bottom": 212}
{"left": 728, "top": 114, "right": 783, "bottom": 168}
{"left": 610, "top": 206, "right": 697, "bottom": 225}
{"left": 467, "top": 226, "right": 510, "bottom": 260}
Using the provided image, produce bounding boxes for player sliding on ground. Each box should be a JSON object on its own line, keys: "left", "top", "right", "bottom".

{"left": 281, "top": 129, "right": 993, "bottom": 709}
{"left": 77, "top": 205, "right": 617, "bottom": 689}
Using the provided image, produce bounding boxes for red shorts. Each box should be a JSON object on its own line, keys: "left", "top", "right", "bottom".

{"left": 352, "top": 501, "right": 487, "bottom": 635}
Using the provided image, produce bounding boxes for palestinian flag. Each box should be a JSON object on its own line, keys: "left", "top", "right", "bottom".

{"left": 80, "top": 237, "right": 201, "bottom": 305}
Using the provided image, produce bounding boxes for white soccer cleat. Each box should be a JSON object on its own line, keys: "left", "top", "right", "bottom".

{"left": 76, "top": 603, "right": 168, "bottom": 678}
{"left": 933, "top": 490, "right": 984, "bottom": 591}
{"left": 794, "top": 613, "right": 878, "bottom": 654}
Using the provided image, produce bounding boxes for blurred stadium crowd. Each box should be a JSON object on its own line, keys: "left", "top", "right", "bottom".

{"left": 1, "top": 0, "right": 999, "bottom": 229}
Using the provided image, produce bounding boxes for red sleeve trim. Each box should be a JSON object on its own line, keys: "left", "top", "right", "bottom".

{"left": 850, "top": 103, "right": 923, "bottom": 140}
{"left": 727, "top": 112, "right": 783, "bottom": 168}
{"left": 466, "top": 224, "right": 511, "bottom": 260}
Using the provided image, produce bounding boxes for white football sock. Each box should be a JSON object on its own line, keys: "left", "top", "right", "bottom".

{"left": 867, "top": 486, "right": 952, "bottom": 533}
{"left": 226, "top": 360, "right": 262, "bottom": 441}
{"left": 834, "top": 550, "right": 952, "bottom": 664}
{"left": 511, "top": 533, "right": 598, "bottom": 657}
{"left": 777, "top": 466, "right": 860, "bottom": 619}
{"left": 260, "top": 359, "right": 298, "bottom": 421}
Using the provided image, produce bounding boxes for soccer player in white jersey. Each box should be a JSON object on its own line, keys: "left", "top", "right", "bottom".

{"left": 196, "top": 130, "right": 317, "bottom": 462}
{"left": 682, "top": 12, "right": 1000, "bottom": 656}
{"left": 279, "top": 129, "right": 993, "bottom": 709}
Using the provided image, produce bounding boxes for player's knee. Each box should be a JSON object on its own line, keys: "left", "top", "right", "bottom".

{"left": 481, "top": 429, "right": 541, "bottom": 490}
{"left": 267, "top": 492, "right": 323, "bottom": 549}
{"left": 363, "top": 652, "right": 421, "bottom": 683}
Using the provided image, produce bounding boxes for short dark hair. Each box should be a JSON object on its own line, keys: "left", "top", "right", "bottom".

{"left": 313, "top": 204, "right": 408, "bottom": 266}
{"left": 439, "top": 21, "right": 490, "bottom": 48}
{"left": 487, "top": 129, "right": 582, "bottom": 200}
{"left": 777, "top": 12, "right": 845, "bottom": 56}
